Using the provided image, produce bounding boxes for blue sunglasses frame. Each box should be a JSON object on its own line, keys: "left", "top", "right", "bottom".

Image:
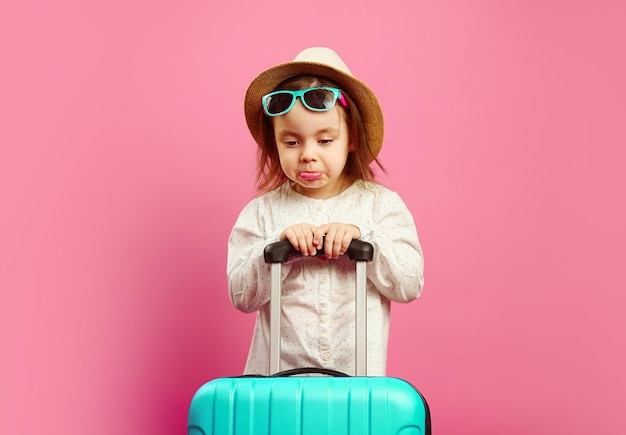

{"left": 261, "top": 86, "right": 348, "bottom": 117}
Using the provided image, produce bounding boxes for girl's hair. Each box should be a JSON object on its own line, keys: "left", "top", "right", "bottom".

{"left": 255, "top": 75, "right": 385, "bottom": 194}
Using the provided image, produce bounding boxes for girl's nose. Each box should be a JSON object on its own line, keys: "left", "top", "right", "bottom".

{"left": 299, "top": 142, "right": 317, "bottom": 162}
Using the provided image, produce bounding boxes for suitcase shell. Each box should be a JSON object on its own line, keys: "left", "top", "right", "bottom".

{"left": 188, "top": 240, "right": 431, "bottom": 434}
{"left": 188, "top": 376, "right": 430, "bottom": 435}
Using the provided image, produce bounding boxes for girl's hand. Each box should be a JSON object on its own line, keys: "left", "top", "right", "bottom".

{"left": 314, "top": 223, "right": 361, "bottom": 259}
{"left": 279, "top": 223, "right": 320, "bottom": 256}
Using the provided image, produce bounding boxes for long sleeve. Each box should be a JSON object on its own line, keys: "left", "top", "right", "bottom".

{"left": 358, "top": 190, "right": 424, "bottom": 303}
{"left": 227, "top": 197, "right": 293, "bottom": 313}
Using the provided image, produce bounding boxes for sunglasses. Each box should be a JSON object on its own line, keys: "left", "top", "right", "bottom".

{"left": 262, "top": 86, "right": 348, "bottom": 117}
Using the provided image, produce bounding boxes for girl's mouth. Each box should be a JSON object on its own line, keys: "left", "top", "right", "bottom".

{"left": 299, "top": 171, "right": 323, "bottom": 180}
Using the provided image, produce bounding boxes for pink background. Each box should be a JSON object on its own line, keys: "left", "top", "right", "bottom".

{"left": 1, "top": 1, "right": 625, "bottom": 434}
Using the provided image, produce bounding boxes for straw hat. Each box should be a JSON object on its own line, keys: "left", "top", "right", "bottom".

{"left": 244, "top": 47, "right": 384, "bottom": 161}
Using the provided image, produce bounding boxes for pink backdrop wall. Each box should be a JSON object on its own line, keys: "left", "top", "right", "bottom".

{"left": 2, "top": 1, "right": 625, "bottom": 434}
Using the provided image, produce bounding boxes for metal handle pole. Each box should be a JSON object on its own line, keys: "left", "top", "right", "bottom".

{"left": 355, "top": 260, "right": 367, "bottom": 376}
{"left": 269, "top": 262, "right": 282, "bottom": 374}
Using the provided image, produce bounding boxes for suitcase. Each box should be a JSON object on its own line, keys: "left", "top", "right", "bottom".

{"left": 188, "top": 239, "right": 431, "bottom": 434}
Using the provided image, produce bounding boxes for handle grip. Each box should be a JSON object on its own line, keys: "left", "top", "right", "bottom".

{"left": 264, "top": 239, "right": 373, "bottom": 263}
{"left": 269, "top": 367, "right": 350, "bottom": 378}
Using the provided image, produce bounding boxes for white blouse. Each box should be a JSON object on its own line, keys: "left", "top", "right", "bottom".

{"left": 227, "top": 180, "right": 424, "bottom": 376}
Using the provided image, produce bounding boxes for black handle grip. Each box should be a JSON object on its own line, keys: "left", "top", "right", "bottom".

{"left": 263, "top": 239, "right": 373, "bottom": 264}
{"left": 269, "top": 367, "right": 350, "bottom": 378}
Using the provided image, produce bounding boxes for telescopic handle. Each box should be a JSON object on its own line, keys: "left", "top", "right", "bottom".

{"left": 264, "top": 238, "right": 374, "bottom": 376}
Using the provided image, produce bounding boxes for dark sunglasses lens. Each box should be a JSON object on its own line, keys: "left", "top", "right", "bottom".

{"left": 303, "top": 89, "right": 336, "bottom": 110}
{"left": 266, "top": 93, "right": 295, "bottom": 114}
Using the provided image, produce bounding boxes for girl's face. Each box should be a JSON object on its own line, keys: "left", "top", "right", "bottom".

{"left": 272, "top": 100, "right": 352, "bottom": 199}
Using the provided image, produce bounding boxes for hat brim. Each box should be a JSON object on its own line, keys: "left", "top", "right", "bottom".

{"left": 244, "top": 60, "right": 383, "bottom": 162}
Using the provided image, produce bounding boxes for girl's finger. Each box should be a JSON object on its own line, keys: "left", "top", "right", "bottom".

{"left": 313, "top": 225, "right": 328, "bottom": 248}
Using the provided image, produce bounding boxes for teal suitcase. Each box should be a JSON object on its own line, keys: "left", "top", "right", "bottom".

{"left": 188, "top": 240, "right": 431, "bottom": 434}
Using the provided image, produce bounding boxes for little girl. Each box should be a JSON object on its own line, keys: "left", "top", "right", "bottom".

{"left": 227, "top": 47, "right": 424, "bottom": 376}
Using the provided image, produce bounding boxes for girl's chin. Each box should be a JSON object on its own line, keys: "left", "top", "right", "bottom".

{"left": 293, "top": 183, "right": 340, "bottom": 200}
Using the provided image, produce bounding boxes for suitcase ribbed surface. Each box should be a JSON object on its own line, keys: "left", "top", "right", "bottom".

{"left": 188, "top": 376, "right": 430, "bottom": 434}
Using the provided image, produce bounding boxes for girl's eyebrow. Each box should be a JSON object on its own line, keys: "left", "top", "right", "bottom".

{"left": 277, "top": 127, "right": 339, "bottom": 136}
